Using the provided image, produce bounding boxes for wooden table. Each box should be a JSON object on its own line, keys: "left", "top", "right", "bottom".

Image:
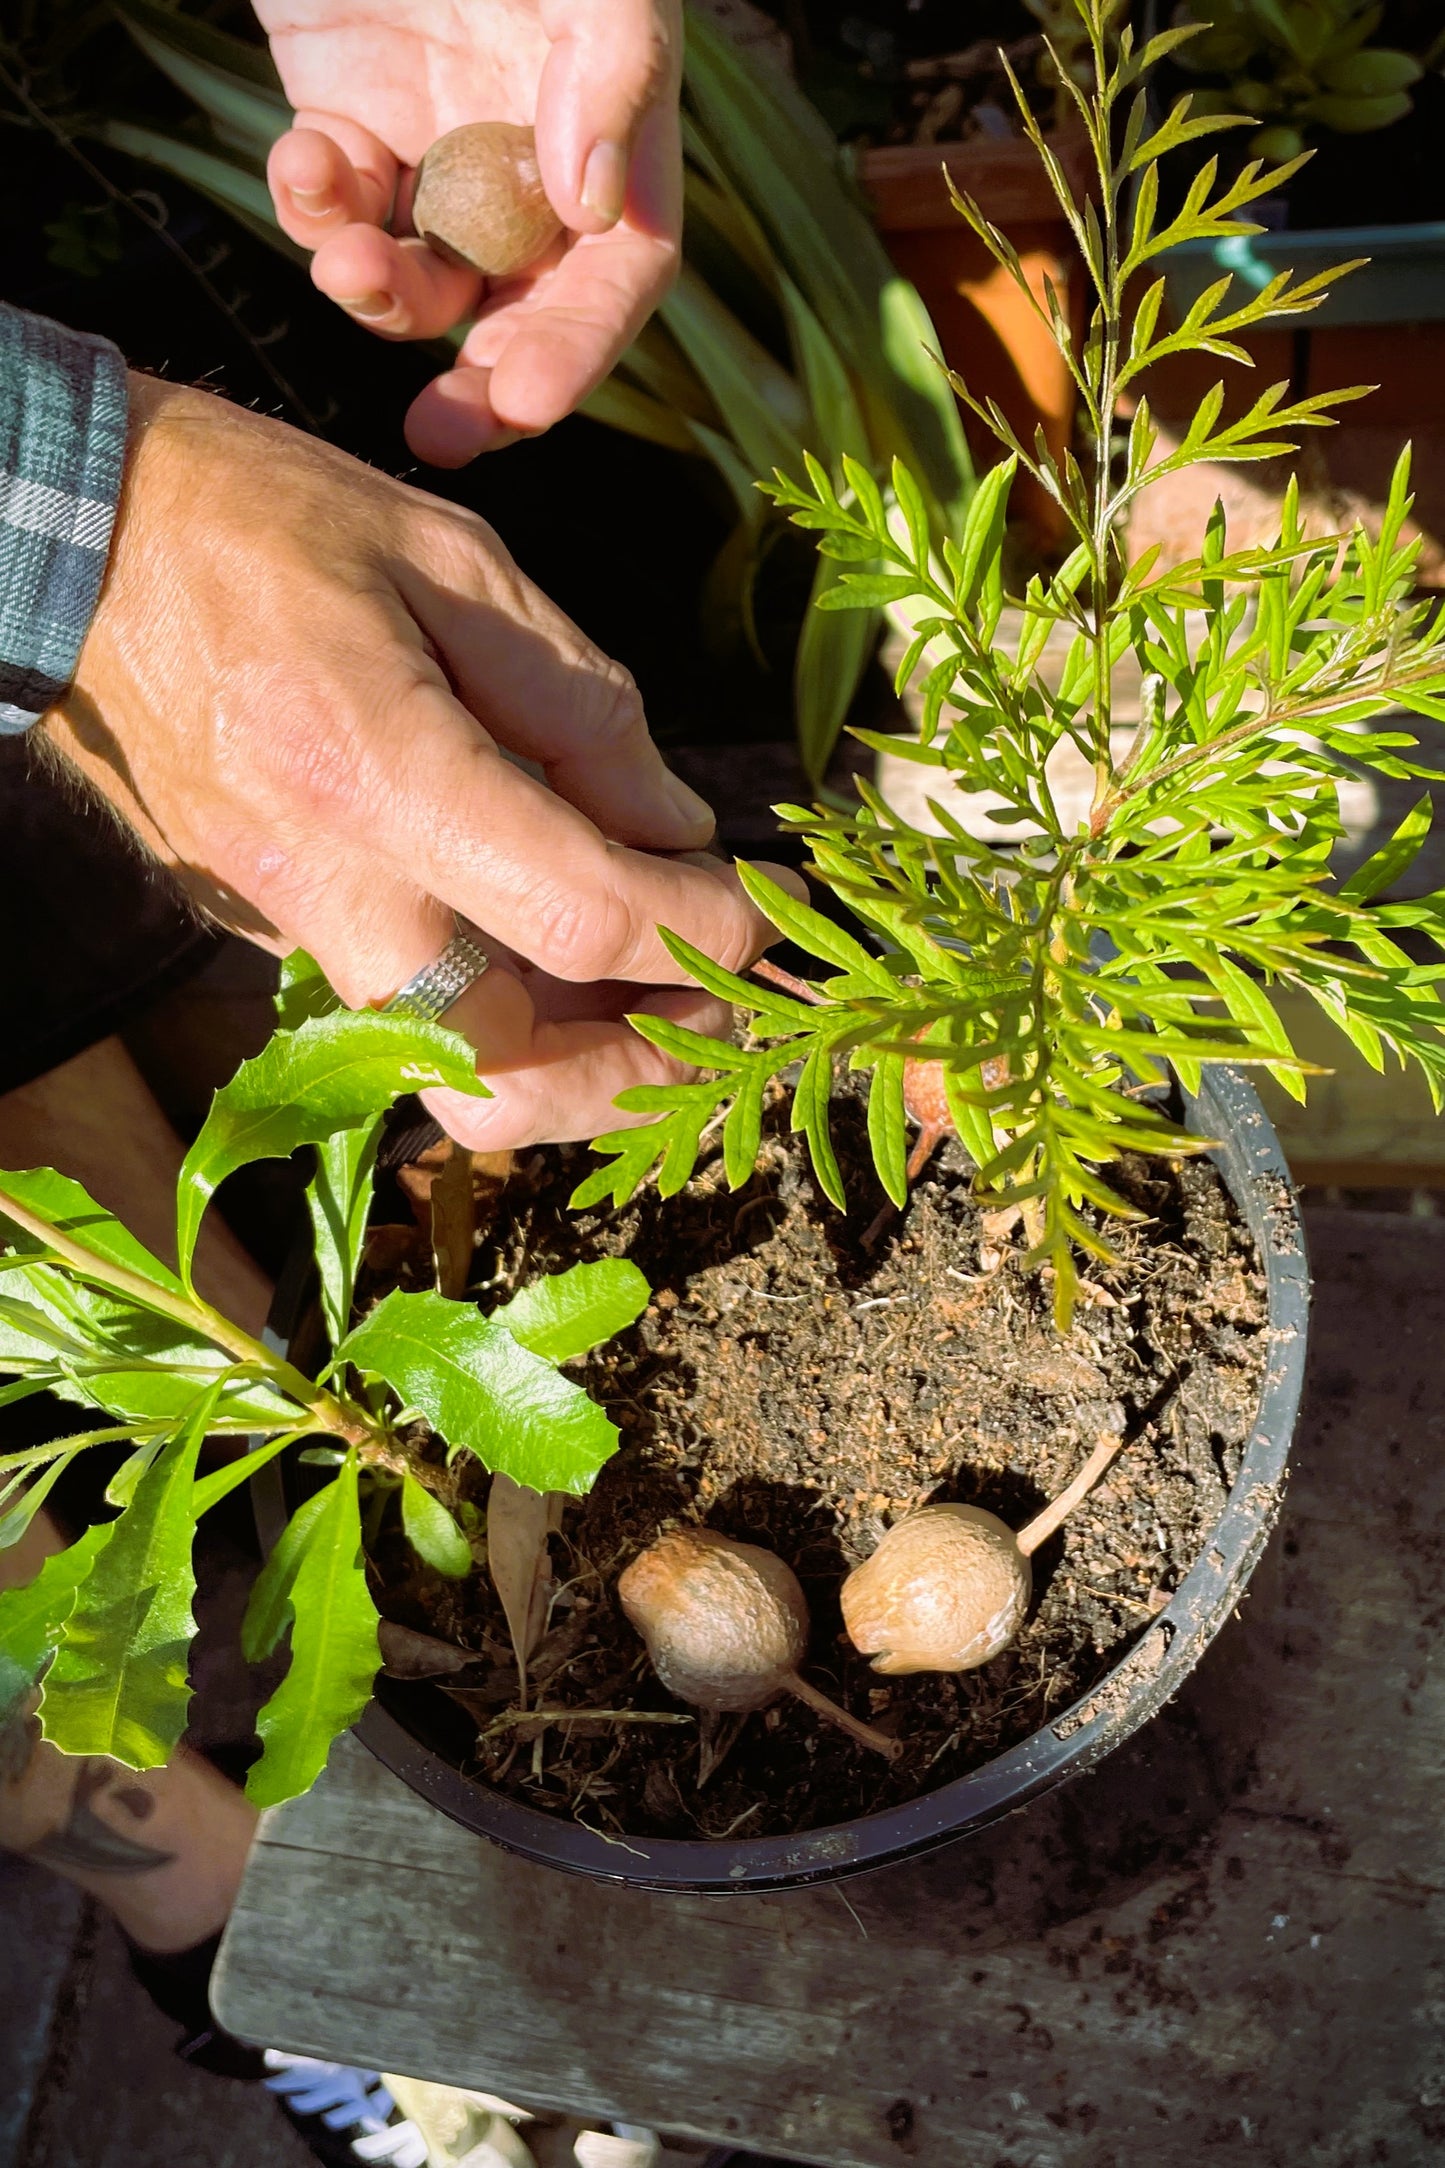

{"left": 213, "top": 1208, "right": 1445, "bottom": 2168}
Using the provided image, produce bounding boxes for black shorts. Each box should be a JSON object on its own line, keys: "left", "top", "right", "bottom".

{"left": 0, "top": 735, "right": 212, "bottom": 1094}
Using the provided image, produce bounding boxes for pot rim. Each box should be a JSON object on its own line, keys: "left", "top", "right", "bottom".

{"left": 268, "top": 1066, "right": 1309, "bottom": 1890}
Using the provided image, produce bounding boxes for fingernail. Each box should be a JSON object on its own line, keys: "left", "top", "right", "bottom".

{"left": 581, "top": 139, "right": 628, "bottom": 224}
{"left": 292, "top": 186, "right": 332, "bottom": 214}
{"left": 340, "top": 292, "right": 394, "bottom": 322}
{"left": 660, "top": 767, "right": 715, "bottom": 836}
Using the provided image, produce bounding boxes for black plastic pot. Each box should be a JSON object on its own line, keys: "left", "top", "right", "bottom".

{"left": 255, "top": 1064, "right": 1307, "bottom": 1893}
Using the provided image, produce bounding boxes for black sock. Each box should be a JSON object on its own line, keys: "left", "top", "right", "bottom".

{"left": 124, "top": 1930, "right": 265, "bottom": 2080}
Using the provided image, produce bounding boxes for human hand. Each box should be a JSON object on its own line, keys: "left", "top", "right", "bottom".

{"left": 51, "top": 378, "right": 795, "bottom": 1150}
{"left": 256, "top": 0, "right": 681, "bottom": 464}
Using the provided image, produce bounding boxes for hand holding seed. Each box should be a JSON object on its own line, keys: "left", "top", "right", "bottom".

{"left": 257, "top": 0, "right": 684, "bottom": 461}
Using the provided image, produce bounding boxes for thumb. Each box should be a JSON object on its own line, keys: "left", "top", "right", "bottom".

{"left": 536, "top": 0, "right": 681, "bottom": 230}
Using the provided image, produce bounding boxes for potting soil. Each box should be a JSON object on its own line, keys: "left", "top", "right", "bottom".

{"left": 367, "top": 1085, "right": 1267, "bottom": 1840}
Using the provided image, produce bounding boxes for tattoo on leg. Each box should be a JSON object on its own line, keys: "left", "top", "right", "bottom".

{"left": 30, "top": 1758, "right": 177, "bottom": 1876}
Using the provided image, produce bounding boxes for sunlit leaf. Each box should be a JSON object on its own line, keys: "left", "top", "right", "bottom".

{"left": 336, "top": 1290, "right": 621, "bottom": 1496}
{"left": 246, "top": 1454, "right": 379, "bottom": 1807}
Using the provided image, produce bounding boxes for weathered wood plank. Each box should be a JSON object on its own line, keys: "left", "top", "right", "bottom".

{"left": 214, "top": 1210, "right": 1445, "bottom": 2168}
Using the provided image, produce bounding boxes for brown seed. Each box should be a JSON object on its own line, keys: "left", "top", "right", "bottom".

{"left": 412, "top": 122, "right": 562, "bottom": 278}
{"left": 619, "top": 1526, "right": 901, "bottom": 1759}
{"left": 841, "top": 1505, "right": 1031, "bottom": 1676}
{"left": 841, "top": 1434, "right": 1128, "bottom": 1675}
{"left": 618, "top": 1525, "right": 806, "bottom": 1714}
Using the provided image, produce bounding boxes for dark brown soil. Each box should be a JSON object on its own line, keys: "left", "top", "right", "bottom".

{"left": 366, "top": 1084, "right": 1267, "bottom": 1841}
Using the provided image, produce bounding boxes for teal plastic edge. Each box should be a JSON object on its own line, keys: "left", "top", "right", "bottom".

{"left": 1160, "top": 221, "right": 1445, "bottom": 328}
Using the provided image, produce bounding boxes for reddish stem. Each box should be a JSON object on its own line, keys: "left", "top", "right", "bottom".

{"left": 751, "top": 957, "right": 825, "bottom": 1006}
{"left": 783, "top": 1671, "right": 902, "bottom": 1761}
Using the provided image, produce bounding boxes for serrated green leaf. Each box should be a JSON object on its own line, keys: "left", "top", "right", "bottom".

{"left": 337, "top": 1290, "right": 620, "bottom": 1496}
{"left": 40, "top": 1395, "right": 217, "bottom": 1769}
{"left": 569, "top": 1125, "right": 668, "bottom": 1211}
{"left": 246, "top": 1455, "right": 379, "bottom": 1807}
{"left": 0, "top": 1523, "right": 110, "bottom": 1726}
{"left": 177, "top": 1013, "right": 488, "bottom": 1285}
{"left": 241, "top": 1486, "right": 330, "bottom": 1664}
{"left": 866, "top": 1054, "right": 909, "bottom": 1208}
{"left": 492, "top": 1261, "right": 650, "bottom": 1365}
{"left": 307, "top": 1121, "right": 382, "bottom": 1349}
{"left": 400, "top": 1472, "right": 472, "bottom": 1579}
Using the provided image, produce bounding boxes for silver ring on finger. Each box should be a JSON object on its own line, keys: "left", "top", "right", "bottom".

{"left": 380, "top": 925, "right": 491, "bottom": 1024}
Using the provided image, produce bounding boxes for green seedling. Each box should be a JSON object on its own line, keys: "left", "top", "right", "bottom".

{"left": 0, "top": 953, "right": 648, "bottom": 1807}
{"left": 579, "top": 0, "right": 1445, "bottom": 1329}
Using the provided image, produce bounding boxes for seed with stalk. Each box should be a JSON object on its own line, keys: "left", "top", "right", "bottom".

{"left": 841, "top": 1435, "right": 1126, "bottom": 1674}
{"left": 619, "top": 1526, "right": 901, "bottom": 1760}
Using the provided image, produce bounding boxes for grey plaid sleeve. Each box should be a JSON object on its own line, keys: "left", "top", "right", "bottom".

{"left": 0, "top": 303, "right": 129, "bottom": 737}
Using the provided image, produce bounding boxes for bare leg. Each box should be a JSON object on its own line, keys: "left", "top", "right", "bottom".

{"left": 0, "top": 1033, "right": 272, "bottom": 1337}
{"left": 0, "top": 1038, "right": 270, "bottom": 1946}
{"left": 0, "top": 1510, "right": 259, "bottom": 1951}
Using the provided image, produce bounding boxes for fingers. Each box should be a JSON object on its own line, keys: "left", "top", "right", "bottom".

{"left": 535, "top": 0, "right": 681, "bottom": 232}
{"left": 309, "top": 227, "right": 482, "bottom": 340}
{"left": 391, "top": 540, "right": 712, "bottom": 849}
{"left": 268, "top": 119, "right": 397, "bottom": 247}
{"left": 361, "top": 688, "right": 800, "bottom": 984}
{"left": 249, "top": 844, "right": 742, "bottom": 1152}
{"left": 403, "top": 219, "right": 675, "bottom": 455}
{"left": 421, "top": 987, "right": 735, "bottom": 1149}
{"left": 404, "top": 84, "right": 680, "bottom": 461}
{"left": 403, "top": 365, "right": 519, "bottom": 465}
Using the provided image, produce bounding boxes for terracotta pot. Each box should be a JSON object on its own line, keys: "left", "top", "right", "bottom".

{"left": 856, "top": 131, "right": 1095, "bottom": 546}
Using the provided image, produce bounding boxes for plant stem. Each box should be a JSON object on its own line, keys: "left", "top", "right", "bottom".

{"left": 1016, "top": 1432, "right": 1125, "bottom": 1558}
{"left": 783, "top": 1671, "right": 902, "bottom": 1761}
{"left": 0, "top": 1183, "right": 380, "bottom": 1450}
{"left": 751, "top": 957, "right": 826, "bottom": 1006}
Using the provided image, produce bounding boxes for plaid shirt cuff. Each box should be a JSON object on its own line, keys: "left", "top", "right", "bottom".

{"left": 0, "top": 304, "right": 129, "bottom": 737}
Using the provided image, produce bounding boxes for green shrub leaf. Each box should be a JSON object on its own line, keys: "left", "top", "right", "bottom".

{"left": 336, "top": 1289, "right": 620, "bottom": 1496}
{"left": 0, "top": 1523, "right": 109, "bottom": 1727}
{"left": 177, "top": 1013, "right": 488, "bottom": 1284}
{"left": 492, "top": 1262, "right": 650, "bottom": 1365}
{"left": 241, "top": 1487, "right": 331, "bottom": 1664}
{"left": 306, "top": 1121, "right": 383, "bottom": 1349}
{"left": 40, "top": 1396, "right": 216, "bottom": 1768}
{"left": 246, "top": 1454, "right": 379, "bottom": 1808}
{"left": 400, "top": 1473, "right": 473, "bottom": 1578}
